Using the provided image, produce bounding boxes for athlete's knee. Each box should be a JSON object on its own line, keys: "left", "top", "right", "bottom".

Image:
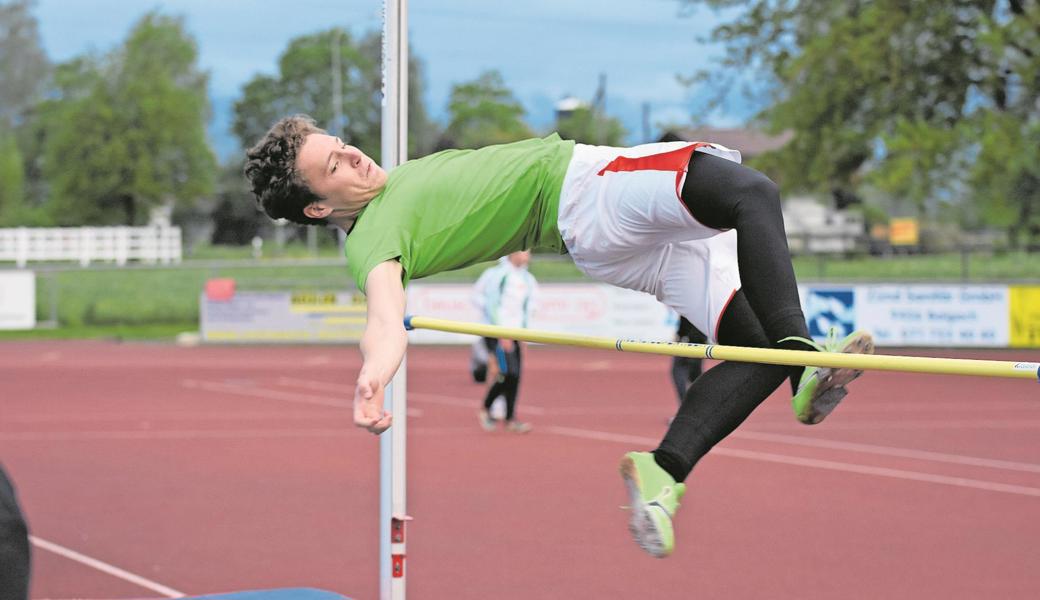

{"left": 734, "top": 170, "right": 782, "bottom": 217}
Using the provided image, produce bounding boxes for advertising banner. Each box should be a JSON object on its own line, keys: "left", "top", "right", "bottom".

{"left": 406, "top": 283, "right": 675, "bottom": 344}
{"left": 801, "top": 284, "right": 1010, "bottom": 347}
{"left": 1010, "top": 286, "right": 1040, "bottom": 348}
{"left": 201, "top": 289, "right": 367, "bottom": 343}
{"left": 201, "top": 282, "right": 675, "bottom": 345}
{"left": 201, "top": 280, "right": 1026, "bottom": 348}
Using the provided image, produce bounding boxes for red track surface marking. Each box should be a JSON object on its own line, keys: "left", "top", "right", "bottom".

{"left": 1, "top": 341, "right": 1038, "bottom": 599}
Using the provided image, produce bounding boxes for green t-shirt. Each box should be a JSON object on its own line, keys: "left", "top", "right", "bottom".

{"left": 345, "top": 134, "right": 575, "bottom": 291}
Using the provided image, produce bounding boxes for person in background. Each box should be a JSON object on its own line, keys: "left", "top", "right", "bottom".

{"left": 0, "top": 464, "right": 31, "bottom": 600}
{"left": 473, "top": 251, "right": 538, "bottom": 433}
{"left": 469, "top": 336, "right": 490, "bottom": 383}
{"left": 468, "top": 264, "right": 498, "bottom": 383}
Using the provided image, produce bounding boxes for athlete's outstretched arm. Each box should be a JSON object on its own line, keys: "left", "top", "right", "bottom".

{"left": 354, "top": 259, "right": 407, "bottom": 434}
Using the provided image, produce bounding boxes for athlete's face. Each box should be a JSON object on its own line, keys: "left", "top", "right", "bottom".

{"left": 508, "top": 250, "right": 531, "bottom": 268}
{"left": 296, "top": 133, "right": 387, "bottom": 220}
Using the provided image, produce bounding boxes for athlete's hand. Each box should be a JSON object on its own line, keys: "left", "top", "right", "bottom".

{"left": 354, "top": 371, "right": 392, "bottom": 434}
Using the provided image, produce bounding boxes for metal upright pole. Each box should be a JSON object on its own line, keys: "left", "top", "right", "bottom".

{"left": 331, "top": 30, "right": 347, "bottom": 251}
{"left": 379, "top": 1, "right": 408, "bottom": 599}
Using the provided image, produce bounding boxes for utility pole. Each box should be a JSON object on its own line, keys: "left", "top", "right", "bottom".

{"left": 642, "top": 102, "right": 652, "bottom": 143}
{"left": 592, "top": 73, "right": 607, "bottom": 145}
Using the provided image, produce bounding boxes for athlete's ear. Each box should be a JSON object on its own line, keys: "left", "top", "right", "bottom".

{"left": 303, "top": 203, "right": 334, "bottom": 219}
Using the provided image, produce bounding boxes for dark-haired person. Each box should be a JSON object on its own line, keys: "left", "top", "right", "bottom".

{"left": 244, "top": 115, "right": 874, "bottom": 558}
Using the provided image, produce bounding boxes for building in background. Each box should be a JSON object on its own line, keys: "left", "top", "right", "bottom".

{"left": 658, "top": 127, "right": 793, "bottom": 159}
{"left": 659, "top": 127, "right": 864, "bottom": 254}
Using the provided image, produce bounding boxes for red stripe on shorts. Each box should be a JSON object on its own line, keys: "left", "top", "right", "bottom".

{"left": 596, "top": 142, "right": 713, "bottom": 199}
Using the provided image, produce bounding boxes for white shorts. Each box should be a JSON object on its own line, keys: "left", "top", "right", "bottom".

{"left": 557, "top": 141, "right": 743, "bottom": 342}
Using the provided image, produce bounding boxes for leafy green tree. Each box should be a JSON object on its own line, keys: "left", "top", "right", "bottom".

{"left": 39, "top": 13, "right": 216, "bottom": 225}
{"left": 682, "top": 0, "right": 1040, "bottom": 245}
{"left": 0, "top": 0, "right": 49, "bottom": 127}
{"left": 1, "top": 0, "right": 51, "bottom": 223}
{"left": 0, "top": 129, "right": 25, "bottom": 225}
{"left": 233, "top": 29, "right": 438, "bottom": 163}
{"left": 442, "top": 70, "right": 533, "bottom": 149}
{"left": 556, "top": 106, "right": 627, "bottom": 146}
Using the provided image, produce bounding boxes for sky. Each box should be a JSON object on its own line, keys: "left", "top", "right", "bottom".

{"left": 32, "top": 0, "right": 755, "bottom": 159}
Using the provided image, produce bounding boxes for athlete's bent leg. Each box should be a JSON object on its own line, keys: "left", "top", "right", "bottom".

{"left": 680, "top": 152, "right": 809, "bottom": 346}
{"left": 653, "top": 291, "right": 789, "bottom": 482}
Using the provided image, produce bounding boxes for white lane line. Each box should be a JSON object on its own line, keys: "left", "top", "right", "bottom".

{"left": 543, "top": 426, "right": 1040, "bottom": 498}
{"left": 275, "top": 376, "right": 546, "bottom": 414}
{"left": 182, "top": 379, "right": 349, "bottom": 408}
{"left": 3, "top": 411, "right": 359, "bottom": 423}
{"left": 299, "top": 383, "right": 1038, "bottom": 475}
{"left": 183, "top": 379, "right": 423, "bottom": 417}
{"left": 276, "top": 376, "right": 349, "bottom": 392}
{"left": 732, "top": 430, "right": 1040, "bottom": 474}
{"left": 847, "top": 401, "right": 1040, "bottom": 412}
{"left": 0, "top": 426, "right": 476, "bottom": 442}
{"left": 409, "top": 392, "right": 545, "bottom": 415}
{"left": 0, "top": 429, "right": 348, "bottom": 441}
{"left": 29, "top": 535, "right": 186, "bottom": 598}
{"left": 717, "top": 448, "right": 1040, "bottom": 498}
{"left": 751, "top": 419, "right": 1040, "bottom": 431}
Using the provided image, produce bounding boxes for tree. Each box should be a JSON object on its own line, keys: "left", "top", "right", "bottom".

{"left": 0, "top": 129, "right": 25, "bottom": 225}
{"left": 209, "top": 158, "right": 269, "bottom": 245}
{"left": 233, "top": 29, "right": 438, "bottom": 163}
{"left": 0, "top": 0, "right": 49, "bottom": 127}
{"left": 442, "top": 70, "right": 533, "bottom": 149}
{"left": 682, "top": 0, "right": 1040, "bottom": 245}
{"left": 1, "top": 0, "right": 50, "bottom": 224}
{"left": 39, "top": 13, "right": 216, "bottom": 225}
{"left": 556, "top": 106, "right": 627, "bottom": 146}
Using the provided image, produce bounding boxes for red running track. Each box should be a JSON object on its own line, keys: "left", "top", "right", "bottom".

{"left": 1, "top": 341, "right": 1038, "bottom": 599}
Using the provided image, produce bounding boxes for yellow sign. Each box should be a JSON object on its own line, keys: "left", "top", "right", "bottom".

{"left": 291, "top": 292, "right": 338, "bottom": 305}
{"left": 289, "top": 291, "right": 367, "bottom": 314}
{"left": 1010, "top": 286, "right": 1040, "bottom": 348}
{"left": 888, "top": 218, "right": 920, "bottom": 246}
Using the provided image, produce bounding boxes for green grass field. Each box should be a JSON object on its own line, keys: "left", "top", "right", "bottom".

{"left": 2, "top": 245, "right": 1038, "bottom": 340}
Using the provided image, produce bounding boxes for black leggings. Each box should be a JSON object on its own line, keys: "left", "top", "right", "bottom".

{"left": 483, "top": 338, "right": 522, "bottom": 421}
{"left": 653, "top": 152, "right": 811, "bottom": 482}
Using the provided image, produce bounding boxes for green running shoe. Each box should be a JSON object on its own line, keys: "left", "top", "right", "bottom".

{"left": 785, "top": 327, "right": 875, "bottom": 425}
{"left": 477, "top": 409, "right": 496, "bottom": 432}
{"left": 619, "top": 451, "right": 686, "bottom": 558}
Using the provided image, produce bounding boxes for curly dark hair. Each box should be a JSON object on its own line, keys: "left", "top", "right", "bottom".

{"left": 244, "top": 114, "right": 328, "bottom": 226}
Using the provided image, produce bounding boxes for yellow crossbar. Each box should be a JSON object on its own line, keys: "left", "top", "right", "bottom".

{"left": 405, "top": 316, "right": 1040, "bottom": 382}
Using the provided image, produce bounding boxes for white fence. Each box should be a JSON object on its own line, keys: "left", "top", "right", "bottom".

{"left": 0, "top": 226, "right": 182, "bottom": 267}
